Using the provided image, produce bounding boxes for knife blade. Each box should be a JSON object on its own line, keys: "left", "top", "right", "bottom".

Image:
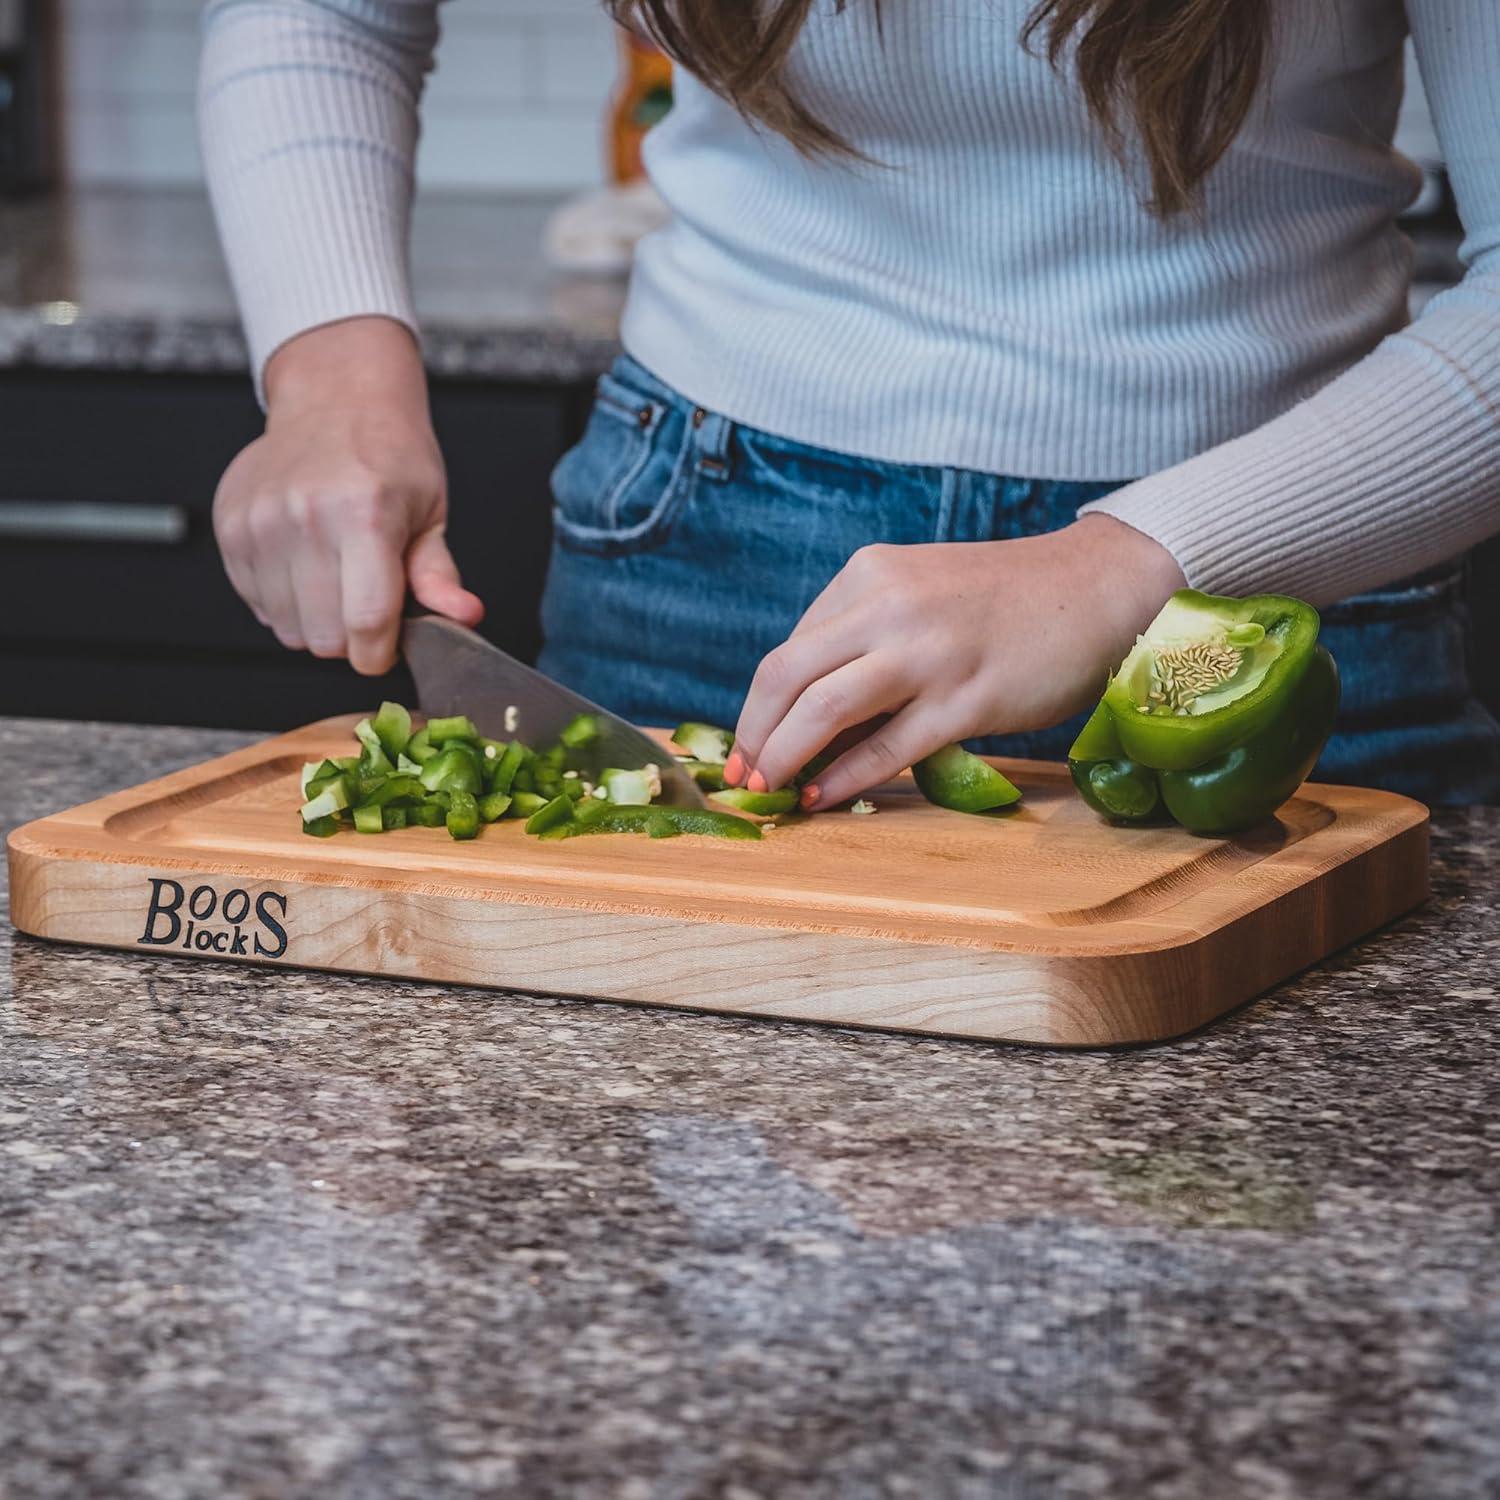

{"left": 400, "top": 616, "right": 708, "bottom": 809}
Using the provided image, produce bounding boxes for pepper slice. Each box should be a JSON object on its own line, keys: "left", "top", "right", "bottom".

{"left": 1159, "top": 645, "right": 1340, "bottom": 835}
{"left": 419, "top": 747, "right": 482, "bottom": 797}
{"left": 558, "top": 713, "right": 601, "bottom": 749}
{"left": 1104, "top": 590, "right": 1322, "bottom": 772}
{"left": 711, "top": 787, "right": 798, "bottom": 816}
{"left": 913, "top": 744, "right": 1022, "bottom": 813}
{"left": 671, "top": 722, "right": 734, "bottom": 764}
{"left": 372, "top": 700, "right": 412, "bottom": 759}
{"left": 486, "top": 740, "right": 528, "bottom": 795}
{"left": 1067, "top": 703, "right": 1163, "bottom": 825}
{"left": 446, "top": 789, "right": 481, "bottom": 841}
{"left": 539, "top": 804, "right": 762, "bottom": 841}
{"left": 426, "top": 714, "right": 480, "bottom": 746}
{"left": 523, "top": 793, "right": 576, "bottom": 835}
{"left": 677, "top": 759, "right": 729, "bottom": 791}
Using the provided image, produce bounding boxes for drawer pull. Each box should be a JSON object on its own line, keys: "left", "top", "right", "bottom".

{"left": 0, "top": 501, "right": 190, "bottom": 545}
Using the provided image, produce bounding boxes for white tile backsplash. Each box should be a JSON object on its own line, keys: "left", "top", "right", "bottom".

{"left": 59, "top": 0, "right": 621, "bottom": 190}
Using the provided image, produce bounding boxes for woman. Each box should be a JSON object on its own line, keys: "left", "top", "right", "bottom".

{"left": 199, "top": 0, "right": 1500, "bottom": 810}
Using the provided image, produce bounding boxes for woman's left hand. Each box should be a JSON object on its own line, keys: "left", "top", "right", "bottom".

{"left": 724, "top": 514, "right": 1186, "bottom": 809}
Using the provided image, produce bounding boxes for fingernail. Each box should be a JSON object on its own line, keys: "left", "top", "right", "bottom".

{"left": 724, "top": 751, "right": 745, "bottom": 785}
{"left": 801, "top": 784, "right": 821, "bottom": 809}
{"left": 747, "top": 769, "right": 768, "bottom": 794}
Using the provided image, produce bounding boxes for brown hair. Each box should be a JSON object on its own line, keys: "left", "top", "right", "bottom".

{"left": 605, "top": 0, "right": 1272, "bottom": 217}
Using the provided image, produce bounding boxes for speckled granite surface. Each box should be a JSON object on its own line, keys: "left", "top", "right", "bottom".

{"left": 2, "top": 718, "right": 1497, "bottom": 1500}
{"left": 0, "top": 189, "right": 622, "bottom": 383}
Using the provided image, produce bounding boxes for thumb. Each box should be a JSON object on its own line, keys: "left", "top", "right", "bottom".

{"left": 407, "top": 526, "right": 485, "bottom": 626}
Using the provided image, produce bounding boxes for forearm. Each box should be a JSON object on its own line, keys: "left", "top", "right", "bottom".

{"left": 197, "top": 0, "right": 440, "bottom": 400}
{"left": 1085, "top": 1, "right": 1500, "bottom": 606}
{"left": 1080, "top": 280, "right": 1500, "bottom": 604}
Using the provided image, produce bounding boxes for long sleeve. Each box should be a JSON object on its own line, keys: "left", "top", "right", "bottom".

{"left": 197, "top": 0, "right": 442, "bottom": 396}
{"left": 1079, "top": 4, "right": 1500, "bottom": 606}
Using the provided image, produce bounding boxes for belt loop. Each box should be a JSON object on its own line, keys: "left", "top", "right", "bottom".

{"left": 691, "top": 406, "right": 734, "bottom": 483}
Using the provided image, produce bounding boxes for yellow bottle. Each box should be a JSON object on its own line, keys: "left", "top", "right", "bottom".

{"left": 608, "top": 30, "right": 673, "bottom": 184}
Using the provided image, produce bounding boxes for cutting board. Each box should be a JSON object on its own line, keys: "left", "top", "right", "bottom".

{"left": 7, "top": 715, "right": 1429, "bottom": 1046}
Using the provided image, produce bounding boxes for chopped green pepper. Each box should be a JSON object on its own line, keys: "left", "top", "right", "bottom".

{"left": 426, "top": 714, "right": 480, "bottom": 746}
{"left": 913, "top": 744, "right": 1022, "bottom": 813}
{"left": 671, "top": 722, "right": 734, "bottom": 764}
{"left": 711, "top": 786, "right": 797, "bottom": 816}
{"left": 508, "top": 791, "right": 549, "bottom": 819}
{"left": 419, "top": 747, "right": 481, "bottom": 797}
{"left": 295, "top": 705, "right": 774, "bottom": 847}
{"left": 353, "top": 717, "right": 383, "bottom": 755}
{"left": 301, "top": 759, "right": 343, "bottom": 797}
{"left": 405, "top": 726, "right": 438, "bottom": 764}
{"left": 352, "top": 804, "right": 385, "bottom": 835}
{"left": 524, "top": 793, "right": 576, "bottom": 835}
{"left": 559, "top": 713, "right": 601, "bottom": 749}
{"left": 601, "top": 767, "right": 654, "bottom": 805}
{"left": 478, "top": 790, "right": 513, "bottom": 823}
{"left": 1072, "top": 590, "right": 1339, "bottom": 835}
{"left": 538, "top": 804, "right": 762, "bottom": 841}
{"left": 676, "top": 758, "right": 729, "bottom": 791}
{"left": 357, "top": 774, "right": 426, "bottom": 809}
{"left": 486, "top": 740, "right": 527, "bottom": 795}
{"left": 359, "top": 742, "right": 395, "bottom": 778}
{"left": 300, "top": 782, "right": 351, "bottom": 824}
{"left": 372, "top": 700, "right": 412, "bottom": 759}
{"left": 446, "top": 789, "right": 481, "bottom": 841}
{"left": 307, "top": 769, "right": 358, "bottom": 806}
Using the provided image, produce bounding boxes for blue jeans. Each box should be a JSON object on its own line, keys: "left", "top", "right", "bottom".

{"left": 541, "top": 356, "right": 1500, "bottom": 806}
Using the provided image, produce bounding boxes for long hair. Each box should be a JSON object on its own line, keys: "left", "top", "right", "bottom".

{"left": 604, "top": 0, "right": 1272, "bottom": 216}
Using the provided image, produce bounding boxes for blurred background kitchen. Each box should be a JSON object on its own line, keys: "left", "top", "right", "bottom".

{"left": 1, "top": 0, "right": 1495, "bottom": 732}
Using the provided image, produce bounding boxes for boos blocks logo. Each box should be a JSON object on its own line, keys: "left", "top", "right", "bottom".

{"left": 137, "top": 878, "right": 289, "bottom": 959}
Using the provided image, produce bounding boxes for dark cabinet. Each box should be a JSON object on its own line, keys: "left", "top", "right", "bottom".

{"left": 1, "top": 366, "right": 1497, "bottom": 736}
{"left": 0, "top": 369, "right": 593, "bottom": 730}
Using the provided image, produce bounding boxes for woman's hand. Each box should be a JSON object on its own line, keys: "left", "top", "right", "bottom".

{"left": 725, "top": 514, "right": 1186, "bottom": 809}
{"left": 213, "top": 317, "right": 484, "bottom": 676}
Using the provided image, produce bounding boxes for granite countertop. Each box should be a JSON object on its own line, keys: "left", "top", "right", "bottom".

{"left": 2, "top": 716, "right": 1498, "bottom": 1499}
{"left": 0, "top": 188, "right": 623, "bottom": 384}
{"left": 0, "top": 188, "right": 1468, "bottom": 388}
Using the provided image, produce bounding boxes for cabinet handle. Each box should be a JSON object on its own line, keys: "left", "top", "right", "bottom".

{"left": 0, "top": 501, "right": 190, "bottom": 545}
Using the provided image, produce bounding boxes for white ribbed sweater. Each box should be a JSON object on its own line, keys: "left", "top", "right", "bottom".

{"left": 197, "top": 0, "right": 1500, "bottom": 605}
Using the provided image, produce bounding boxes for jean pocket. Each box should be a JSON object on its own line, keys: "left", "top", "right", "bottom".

{"left": 550, "top": 369, "right": 693, "bottom": 557}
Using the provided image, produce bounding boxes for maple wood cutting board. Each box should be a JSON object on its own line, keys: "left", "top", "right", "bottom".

{"left": 7, "top": 715, "right": 1430, "bottom": 1046}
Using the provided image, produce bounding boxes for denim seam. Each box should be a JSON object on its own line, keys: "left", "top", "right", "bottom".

{"left": 552, "top": 412, "right": 698, "bottom": 554}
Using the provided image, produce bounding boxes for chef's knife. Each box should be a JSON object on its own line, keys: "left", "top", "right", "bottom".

{"left": 401, "top": 615, "right": 708, "bottom": 809}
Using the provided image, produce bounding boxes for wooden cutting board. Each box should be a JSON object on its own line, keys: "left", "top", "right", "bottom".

{"left": 7, "top": 715, "right": 1429, "bottom": 1046}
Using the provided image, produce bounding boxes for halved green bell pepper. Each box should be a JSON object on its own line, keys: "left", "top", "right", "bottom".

{"left": 1067, "top": 703, "right": 1163, "bottom": 825}
{"left": 1073, "top": 589, "right": 1339, "bottom": 835}
{"left": 1104, "top": 590, "right": 1322, "bottom": 771}
{"left": 1158, "top": 645, "right": 1340, "bottom": 835}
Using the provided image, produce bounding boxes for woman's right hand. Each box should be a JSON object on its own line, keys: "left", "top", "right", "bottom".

{"left": 213, "top": 316, "right": 484, "bottom": 676}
